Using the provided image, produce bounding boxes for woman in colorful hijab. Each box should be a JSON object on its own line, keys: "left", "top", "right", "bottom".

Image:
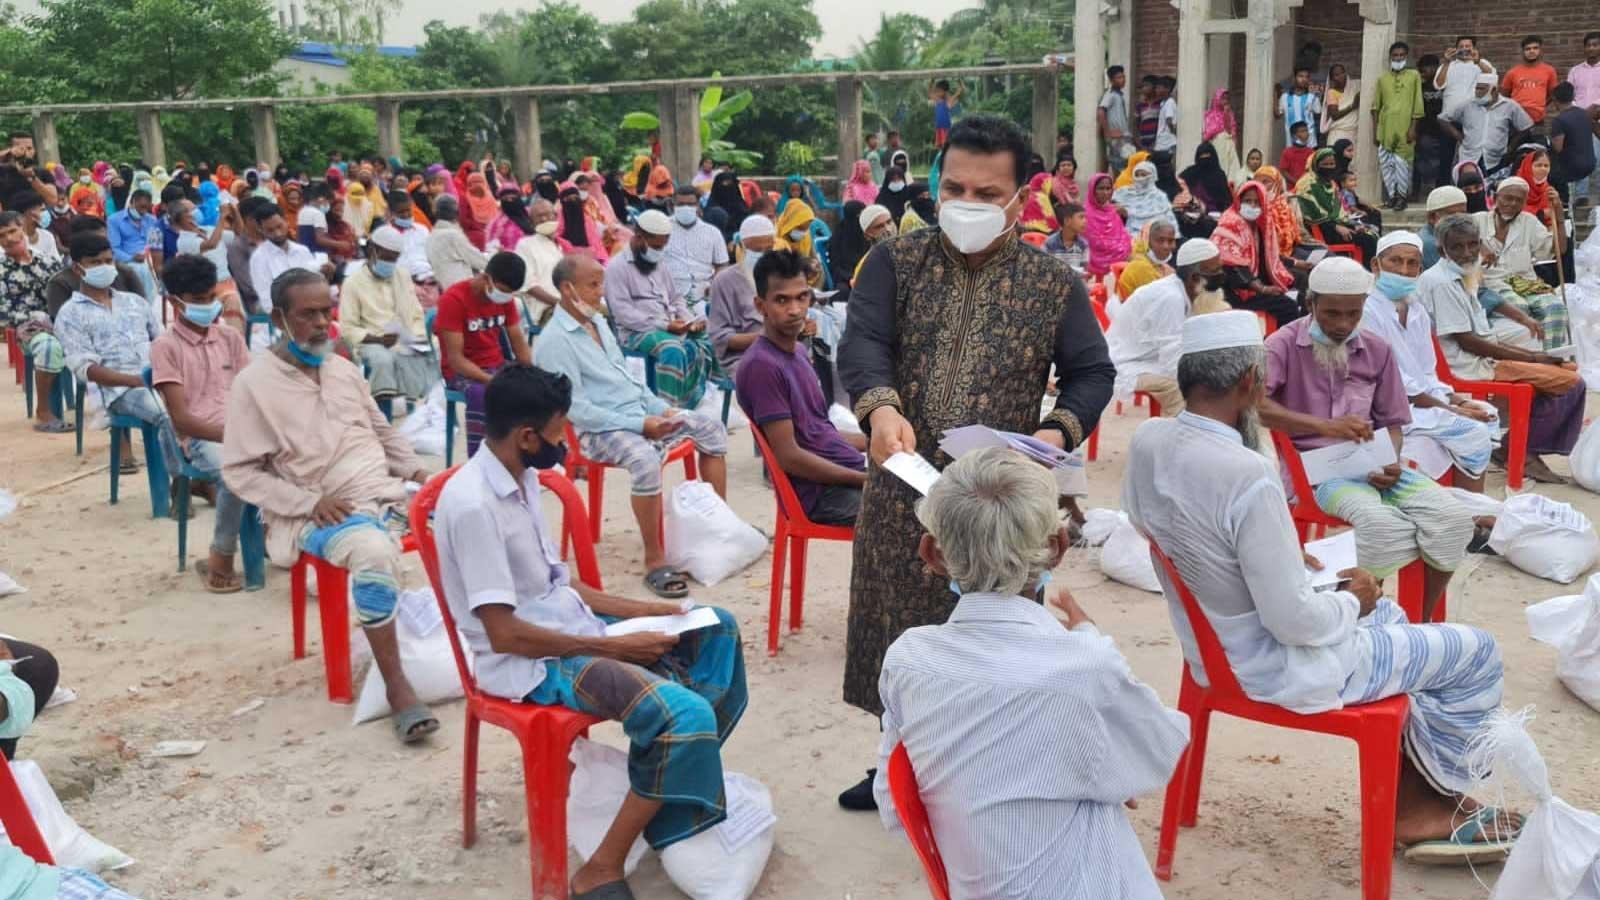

{"left": 1252, "top": 165, "right": 1307, "bottom": 253}
{"left": 343, "top": 181, "right": 374, "bottom": 239}
{"left": 69, "top": 177, "right": 104, "bottom": 218}
{"left": 197, "top": 181, "right": 221, "bottom": 227}
{"left": 1514, "top": 146, "right": 1554, "bottom": 224}
{"left": 150, "top": 166, "right": 171, "bottom": 195}
{"left": 1049, "top": 156, "right": 1081, "bottom": 207}
{"left": 844, "top": 160, "right": 878, "bottom": 205}
{"left": 279, "top": 181, "right": 304, "bottom": 229}
{"left": 556, "top": 185, "right": 610, "bottom": 264}
{"left": 1114, "top": 150, "right": 1151, "bottom": 190}
{"left": 1020, "top": 172, "right": 1059, "bottom": 234}
{"left": 324, "top": 166, "right": 346, "bottom": 198}
{"left": 1112, "top": 160, "right": 1177, "bottom": 237}
{"left": 773, "top": 198, "right": 815, "bottom": 257}
{"left": 486, "top": 184, "right": 534, "bottom": 252}
{"left": 92, "top": 160, "right": 111, "bottom": 187}
{"left": 213, "top": 164, "right": 234, "bottom": 191}
{"left": 1083, "top": 172, "right": 1132, "bottom": 276}
{"left": 777, "top": 175, "right": 810, "bottom": 214}
{"left": 1211, "top": 180, "right": 1302, "bottom": 326}
{"left": 460, "top": 171, "right": 497, "bottom": 249}
{"left": 1201, "top": 88, "right": 1242, "bottom": 178}
{"left": 453, "top": 161, "right": 476, "bottom": 198}
{"left": 643, "top": 164, "right": 675, "bottom": 201}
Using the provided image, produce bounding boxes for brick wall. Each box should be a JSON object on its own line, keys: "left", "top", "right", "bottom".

{"left": 1132, "top": 0, "right": 1181, "bottom": 82}
{"left": 1406, "top": 0, "right": 1596, "bottom": 77}
{"left": 1293, "top": 1, "right": 1366, "bottom": 77}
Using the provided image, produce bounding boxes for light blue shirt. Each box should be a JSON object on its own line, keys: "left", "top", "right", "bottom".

{"left": 530, "top": 306, "right": 669, "bottom": 435}
{"left": 107, "top": 209, "right": 158, "bottom": 264}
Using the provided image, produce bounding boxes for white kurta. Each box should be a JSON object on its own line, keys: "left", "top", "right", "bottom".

{"left": 1105, "top": 273, "right": 1188, "bottom": 401}
{"left": 1473, "top": 209, "right": 1552, "bottom": 297}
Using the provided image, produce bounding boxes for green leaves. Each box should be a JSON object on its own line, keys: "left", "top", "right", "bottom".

{"left": 621, "top": 111, "right": 662, "bottom": 131}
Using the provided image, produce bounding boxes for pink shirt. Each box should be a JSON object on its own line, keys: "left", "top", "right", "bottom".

{"left": 1570, "top": 61, "right": 1600, "bottom": 111}
{"left": 149, "top": 320, "right": 250, "bottom": 446}
{"left": 1265, "top": 317, "right": 1412, "bottom": 451}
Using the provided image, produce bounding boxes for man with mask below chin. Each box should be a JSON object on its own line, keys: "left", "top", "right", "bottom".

{"left": 339, "top": 225, "right": 438, "bottom": 405}
{"left": 1416, "top": 213, "right": 1584, "bottom": 484}
{"left": 223, "top": 268, "right": 440, "bottom": 744}
{"left": 1439, "top": 74, "right": 1533, "bottom": 176}
{"left": 604, "top": 208, "right": 721, "bottom": 410}
{"left": 150, "top": 254, "right": 252, "bottom": 591}
{"left": 1358, "top": 231, "right": 1497, "bottom": 494}
{"left": 1105, "top": 237, "right": 1231, "bottom": 416}
{"left": 707, "top": 214, "right": 777, "bottom": 378}
{"left": 835, "top": 112, "right": 1115, "bottom": 810}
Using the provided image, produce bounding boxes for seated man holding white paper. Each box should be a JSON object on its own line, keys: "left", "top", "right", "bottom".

{"left": 433, "top": 364, "right": 747, "bottom": 900}
{"left": 1261, "top": 256, "right": 1475, "bottom": 622}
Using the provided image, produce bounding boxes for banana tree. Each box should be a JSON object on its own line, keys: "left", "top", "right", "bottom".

{"left": 619, "top": 72, "right": 763, "bottom": 169}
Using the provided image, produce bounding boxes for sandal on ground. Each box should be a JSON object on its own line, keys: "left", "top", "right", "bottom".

{"left": 31, "top": 419, "right": 72, "bottom": 433}
{"left": 119, "top": 456, "right": 140, "bottom": 474}
{"left": 392, "top": 704, "right": 439, "bottom": 744}
{"left": 195, "top": 560, "right": 243, "bottom": 594}
{"left": 571, "top": 881, "right": 635, "bottom": 900}
{"left": 1402, "top": 806, "right": 1519, "bottom": 866}
{"left": 643, "top": 566, "right": 690, "bottom": 599}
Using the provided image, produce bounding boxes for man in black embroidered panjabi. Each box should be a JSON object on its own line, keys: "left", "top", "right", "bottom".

{"left": 836, "top": 113, "right": 1116, "bottom": 809}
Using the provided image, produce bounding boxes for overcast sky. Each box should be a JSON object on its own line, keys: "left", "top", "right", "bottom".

{"left": 379, "top": 0, "right": 980, "bottom": 58}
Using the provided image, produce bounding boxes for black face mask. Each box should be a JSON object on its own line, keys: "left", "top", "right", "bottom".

{"left": 1463, "top": 188, "right": 1487, "bottom": 213}
{"left": 521, "top": 439, "right": 567, "bottom": 471}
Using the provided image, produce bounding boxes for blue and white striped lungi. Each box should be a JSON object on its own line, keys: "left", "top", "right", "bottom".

{"left": 1341, "top": 600, "right": 1503, "bottom": 795}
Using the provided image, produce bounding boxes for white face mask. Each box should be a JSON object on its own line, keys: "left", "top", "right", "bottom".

{"left": 1391, "top": 59, "right": 1407, "bottom": 71}
{"left": 742, "top": 249, "right": 764, "bottom": 274}
{"left": 938, "top": 193, "right": 1018, "bottom": 254}
{"left": 1473, "top": 92, "right": 1494, "bottom": 107}
{"left": 1148, "top": 249, "right": 1171, "bottom": 265}
{"left": 534, "top": 220, "right": 558, "bottom": 237}
{"left": 1240, "top": 204, "right": 1263, "bottom": 222}
{"left": 673, "top": 206, "right": 698, "bottom": 227}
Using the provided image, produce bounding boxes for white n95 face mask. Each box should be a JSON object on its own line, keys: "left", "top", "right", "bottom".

{"left": 938, "top": 195, "right": 1016, "bottom": 254}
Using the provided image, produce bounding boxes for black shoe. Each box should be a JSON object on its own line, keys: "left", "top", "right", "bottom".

{"left": 838, "top": 769, "right": 878, "bottom": 811}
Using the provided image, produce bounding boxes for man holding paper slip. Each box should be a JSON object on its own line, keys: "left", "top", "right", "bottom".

{"left": 1261, "top": 255, "right": 1475, "bottom": 622}
{"left": 836, "top": 113, "right": 1115, "bottom": 809}
{"left": 338, "top": 225, "right": 439, "bottom": 406}
{"left": 433, "top": 365, "right": 746, "bottom": 899}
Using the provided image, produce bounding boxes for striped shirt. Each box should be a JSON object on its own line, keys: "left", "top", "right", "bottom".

{"left": 873, "top": 593, "right": 1188, "bottom": 900}
{"left": 1278, "top": 90, "right": 1322, "bottom": 145}
{"left": 663, "top": 217, "right": 729, "bottom": 302}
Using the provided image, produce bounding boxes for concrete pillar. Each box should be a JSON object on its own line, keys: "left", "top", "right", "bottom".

{"left": 1242, "top": 0, "right": 1287, "bottom": 165}
{"left": 836, "top": 78, "right": 863, "bottom": 182}
{"left": 31, "top": 113, "right": 59, "bottom": 167}
{"left": 1206, "top": 0, "right": 1233, "bottom": 93}
{"left": 375, "top": 99, "right": 402, "bottom": 163}
{"left": 1106, "top": 0, "right": 1135, "bottom": 88}
{"left": 1353, "top": 0, "right": 1396, "bottom": 205}
{"left": 136, "top": 110, "right": 166, "bottom": 169}
{"left": 657, "top": 86, "right": 701, "bottom": 187}
{"left": 510, "top": 95, "right": 543, "bottom": 184}
{"left": 1032, "top": 70, "right": 1062, "bottom": 163}
{"left": 1175, "top": 0, "right": 1210, "bottom": 163}
{"left": 250, "top": 105, "right": 280, "bottom": 167}
{"left": 1071, "top": 0, "right": 1103, "bottom": 172}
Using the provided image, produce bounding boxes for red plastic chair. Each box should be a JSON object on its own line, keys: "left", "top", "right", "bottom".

{"left": 1088, "top": 281, "right": 1108, "bottom": 307}
{"left": 0, "top": 759, "right": 53, "bottom": 865}
{"left": 6, "top": 328, "right": 22, "bottom": 385}
{"left": 410, "top": 466, "right": 606, "bottom": 899}
{"left": 1311, "top": 224, "right": 1364, "bottom": 265}
{"left": 561, "top": 423, "right": 697, "bottom": 545}
{"left": 1431, "top": 336, "right": 1533, "bottom": 490}
{"left": 1253, "top": 310, "right": 1277, "bottom": 338}
{"left": 748, "top": 423, "right": 856, "bottom": 656}
{"left": 1147, "top": 540, "right": 1409, "bottom": 900}
{"left": 886, "top": 744, "right": 952, "bottom": 900}
{"left": 1270, "top": 430, "right": 1438, "bottom": 623}
{"left": 290, "top": 532, "right": 420, "bottom": 704}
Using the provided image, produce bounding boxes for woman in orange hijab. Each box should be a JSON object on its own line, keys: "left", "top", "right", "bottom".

{"left": 461, "top": 171, "right": 498, "bottom": 250}
{"left": 215, "top": 164, "right": 235, "bottom": 191}
{"left": 644, "top": 164, "right": 675, "bottom": 200}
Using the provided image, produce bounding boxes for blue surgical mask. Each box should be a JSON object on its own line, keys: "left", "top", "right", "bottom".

{"left": 286, "top": 337, "right": 330, "bottom": 367}
{"left": 673, "top": 206, "right": 698, "bottom": 226}
{"left": 1375, "top": 270, "right": 1417, "bottom": 301}
{"left": 392, "top": 216, "right": 414, "bottom": 230}
{"left": 487, "top": 287, "right": 514, "bottom": 304}
{"left": 81, "top": 263, "right": 117, "bottom": 289}
{"left": 181, "top": 298, "right": 223, "bottom": 327}
{"left": 1308, "top": 320, "right": 1337, "bottom": 345}
{"left": 639, "top": 246, "right": 663, "bottom": 264}
{"left": 36, "top": 209, "right": 51, "bottom": 229}
{"left": 371, "top": 259, "right": 397, "bottom": 280}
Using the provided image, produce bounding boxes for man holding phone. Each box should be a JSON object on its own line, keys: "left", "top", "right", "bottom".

{"left": 1434, "top": 36, "right": 1496, "bottom": 169}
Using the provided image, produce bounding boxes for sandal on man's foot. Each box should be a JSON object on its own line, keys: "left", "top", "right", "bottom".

{"left": 572, "top": 881, "right": 635, "bottom": 900}
{"left": 643, "top": 566, "right": 690, "bottom": 599}
{"left": 195, "top": 560, "right": 243, "bottom": 595}
{"left": 119, "top": 456, "right": 140, "bottom": 474}
{"left": 392, "top": 704, "right": 439, "bottom": 744}
{"left": 1402, "top": 807, "right": 1519, "bottom": 866}
{"left": 31, "top": 419, "right": 72, "bottom": 434}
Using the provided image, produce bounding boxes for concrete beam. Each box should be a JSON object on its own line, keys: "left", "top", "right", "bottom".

{"left": 31, "top": 113, "right": 59, "bottom": 167}
{"left": 836, "top": 78, "right": 863, "bottom": 182}
{"left": 250, "top": 106, "right": 280, "bottom": 168}
{"left": 510, "top": 95, "right": 543, "bottom": 184}
{"left": 658, "top": 86, "right": 702, "bottom": 187}
{"left": 136, "top": 110, "right": 166, "bottom": 169}
{"left": 1032, "top": 70, "right": 1062, "bottom": 164}
{"left": 375, "top": 99, "right": 402, "bottom": 163}
{"left": 1072, "top": 0, "right": 1104, "bottom": 174}
{"left": 1175, "top": 0, "right": 1209, "bottom": 164}
{"left": 1241, "top": 0, "right": 1281, "bottom": 163}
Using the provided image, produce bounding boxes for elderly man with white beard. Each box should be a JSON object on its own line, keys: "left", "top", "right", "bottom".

{"left": 1125, "top": 309, "right": 1518, "bottom": 866}
{"left": 1103, "top": 237, "right": 1232, "bottom": 415}
{"left": 1259, "top": 255, "right": 1474, "bottom": 624}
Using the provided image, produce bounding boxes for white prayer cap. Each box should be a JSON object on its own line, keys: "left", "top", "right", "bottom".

{"left": 859, "top": 204, "right": 891, "bottom": 233}
{"left": 369, "top": 225, "right": 404, "bottom": 253}
{"left": 1426, "top": 185, "right": 1467, "bottom": 212}
{"left": 636, "top": 208, "right": 672, "bottom": 236}
{"left": 1308, "top": 255, "right": 1373, "bottom": 295}
{"left": 1375, "top": 230, "right": 1423, "bottom": 258}
{"left": 1175, "top": 238, "right": 1220, "bottom": 267}
{"left": 740, "top": 214, "right": 775, "bottom": 239}
{"left": 1476, "top": 70, "right": 1497, "bottom": 86}
{"left": 1181, "top": 310, "right": 1263, "bottom": 355}
{"left": 1497, "top": 175, "right": 1530, "bottom": 194}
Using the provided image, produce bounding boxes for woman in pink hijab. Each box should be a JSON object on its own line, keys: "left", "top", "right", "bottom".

{"left": 1201, "top": 88, "right": 1242, "bottom": 182}
{"left": 1082, "top": 173, "right": 1131, "bottom": 276}
{"left": 843, "top": 159, "right": 878, "bottom": 205}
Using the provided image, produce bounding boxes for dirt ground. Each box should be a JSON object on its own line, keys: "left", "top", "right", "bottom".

{"left": 2, "top": 370, "right": 1598, "bottom": 900}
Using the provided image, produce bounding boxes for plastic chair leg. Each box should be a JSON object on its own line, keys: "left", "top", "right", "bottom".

{"left": 22, "top": 357, "right": 33, "bottom": 416}
{"left": 240, "top": 506, "right": 266, "bottom": 592}
{"left": 175, "top": 475, "right": 191, "bottom": 572}
{"left": 142, "top": 425, "right": 170, "bottom": 519}
{"left": 290, "top": 558, "right": 309, "bottom": 659}
{"left": 788, "top": 536, "right": 808, "bottom": 632}
{"left": 587, "top": 466, "right": 605, "bottom": 543}
{"left": 444, "top": 400, "right": 457, "bottom": 468}
{"left": 1156, "top": 676, "right": 1207, "bottom": 880}
{"left": 521, "top": 729, "right": 576, "bottom": 899}
{"left": 461, "top": 710, "right": 481, "bottom": 849}
{"left": 108, "top": 427, "right": 124, "bottom": 505}
{"left": 768, "top": 521, "right": 790, "bottom": 657}
{"left": 1505, "top": 393, "right": 1532, "bottom": 490}
{"left": 315, "top": 560, "right": 354, "bottom": 704}
{"left": 1087, "top": 426, "right": 1099, "bottom": 462}
{"left": 1178, "top": 701, "right": 1212, "bottom": 827}
{"left": 1355, "top": 724, "right": 1404, "bottom": 900}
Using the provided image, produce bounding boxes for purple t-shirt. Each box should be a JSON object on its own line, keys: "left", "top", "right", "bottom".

{"left": 735, "top": 335, "right": 866, "bottom": 513}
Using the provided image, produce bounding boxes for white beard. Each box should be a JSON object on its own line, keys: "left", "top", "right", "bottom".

{"left": 1312, "top": 338, "right": 1350, "bottom": 377}
{"left": 1238, "top": 407, "right": 1264, "bottom": 454}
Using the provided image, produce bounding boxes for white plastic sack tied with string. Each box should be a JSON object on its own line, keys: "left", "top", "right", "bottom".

{"left": 1526, "top": 574, "right": 1600, "bottom": 713}
{"left": 1569, "top": 207, "right": 1600, "bottom": 390}
{"left": 1487, "top": 494, "right": 1600, "bottom": 584}
{"left": 1466, "top": 708, "right": 1600, "bottom": 899}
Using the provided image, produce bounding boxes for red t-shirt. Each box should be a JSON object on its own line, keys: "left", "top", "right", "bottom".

{"left": 432, "top": 279, "right": 519, "bottom": 381}
{"left": 1501, "top": 62, "right": 1558, "bottom": 122}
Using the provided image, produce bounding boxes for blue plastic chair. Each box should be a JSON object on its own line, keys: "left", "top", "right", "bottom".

{"left": 76, "top": 380, "right": 169, "bottom": 518}
{"left": 141, "top": 368, "right": 268, "bottom": 589}
{"left": 810, "top": 218, "right": 835, "bottom": 291}
{"left": 431, "top": 307, "right": 538, "bottom": 467}
{"left": 805, "top": 179, "right": 841, "bottom": 216}
{"left": 244, "top": 313, "right": 275, "bottom": 349}
{"left": 21, "top": 353, "right": 74, "bottom": 426}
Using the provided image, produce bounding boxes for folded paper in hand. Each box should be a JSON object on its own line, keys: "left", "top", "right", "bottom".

{"left": 939, "top": 425, "right": 1087, "bottom": 496}
{"left": 1299, "top": 438, "right": 1398, "bottom": 486}
{"left": 883, "top": 452, "right": 942, "bottom": 496}
{"left": 604, "top": 606, "right": 721, "bottom": 638}
{"left": 1303, "top": 530, "right": 1357, "bottom": 590}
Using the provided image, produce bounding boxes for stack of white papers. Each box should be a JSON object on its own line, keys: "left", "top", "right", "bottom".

{"left": 939, "top": 425, "right": 1087, "bottom": 496}
{"left": 1302, "top": 531, "right": 1357, "bottom": 590}
{"left": 1299, "top": 438, "right": 1398, "bottom": 486}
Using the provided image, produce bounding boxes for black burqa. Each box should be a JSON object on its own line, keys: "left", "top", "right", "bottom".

{"left": 1179, "top": 141, "right": 1233, "bottom": 213}
{"left": 706, "top": 172, "right": 749, "bottom": 241}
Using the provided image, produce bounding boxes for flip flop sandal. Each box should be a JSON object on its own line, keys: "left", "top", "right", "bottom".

{"left": 119, "top": 457, "right": 141, "bottom": 474}
{"left": 194, "top": 560, "right": 243, "bottom": 595}
{"left": 1402, "top": 806, "right": 1518, "bottom": 866}
{"left": 392, "top": 704, "right": 439, "bottom": 745}
{"left": 31, "top": 419, "right": 72, "bottom": 433}
{"left": 643, "top": 566, "right": 690, "bottom": 599}
{"left": 572, "top": 881, "right": 636, "bottom": 900}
